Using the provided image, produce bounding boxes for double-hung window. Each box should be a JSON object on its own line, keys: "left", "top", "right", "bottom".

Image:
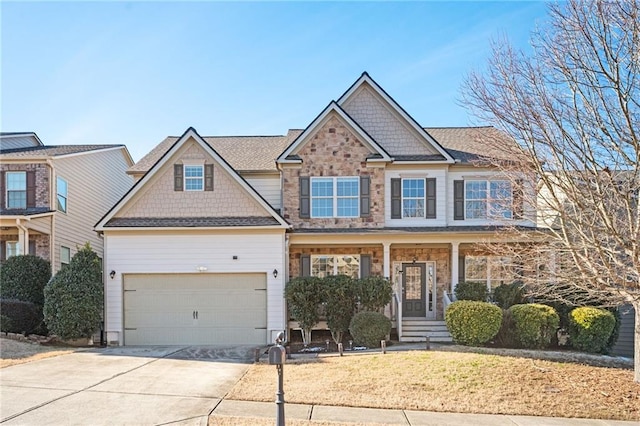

{"left": 311, "top": 255, "right": 360, "bottom": 278}
{"left": 465, "top": 255, "right": 514, "bottom": 290}
{"left": 184, "top": 165, "right": 204, "bottom": 191}
{"left": 6, "top": 241, "right": 19, "bottom": 258}
{"left": 402, "top": 179, "right": 425, "bottom": 217}
{"left": 465, "top": 180, "right": 512, "bottom": 219}
{"left": 310, "top": 177, "right": 359, "bottom": 218}
{"left": 6, "top": 172, "right": 26, "bottom": 209}
{"left": 57, "top": 177, "right": 68, "bottom": 213}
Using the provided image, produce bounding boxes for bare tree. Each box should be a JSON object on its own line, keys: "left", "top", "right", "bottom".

{"left": 462, "top": 0, "right": 640, "bottom": 380}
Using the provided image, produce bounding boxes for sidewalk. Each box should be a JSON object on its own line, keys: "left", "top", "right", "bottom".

{"left": 210, "top": 399, "right": 637, "bottom": 425}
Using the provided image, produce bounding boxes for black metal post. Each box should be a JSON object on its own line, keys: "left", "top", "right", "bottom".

{"left": 276, "top": 364, "right": 285, "bottom": 426}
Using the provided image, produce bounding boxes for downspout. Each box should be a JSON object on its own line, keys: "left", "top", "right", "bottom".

{"left": 46, "top": 159, "right": 56, "bottom": 275}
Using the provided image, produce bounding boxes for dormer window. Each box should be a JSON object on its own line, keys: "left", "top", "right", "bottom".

{"left": 173, "top": 164, "right": 214, "bottom": 192}
{"left": 184, "top": 165, "right": 204, "bottom": 191}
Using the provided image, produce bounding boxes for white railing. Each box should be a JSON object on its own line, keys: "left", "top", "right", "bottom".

{"left": 394, "top": 291, "right": 402, "bottom": 339}
{"left": 443, "top": 292, "right": 454, "bottom": 315}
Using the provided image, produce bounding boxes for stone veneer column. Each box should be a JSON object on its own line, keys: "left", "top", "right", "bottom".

{"left": 383, "top": 242, "right": 390, "bottom": 279}
{"left": 451, "top": 242, "right": 459, "bottom": 294}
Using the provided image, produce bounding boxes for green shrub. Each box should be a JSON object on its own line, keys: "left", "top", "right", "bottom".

{"left": 509, "top": 304, "right": 559, "bottom": 349}
{"left": 568, "top": 307, "right": 616, "bottom": 353}
{"left": 492, "top": 282, "right": 527, "bottom": 309}
{"left": 454, "top": 281, "right": 489, "bottom": 301}
{"left": 0, "top": 314, "right": 12, "bottom": 333}
{"left": 285, "top": 276, "right": 324, "bottom": 346}
{"left": 323, "top": 275, "right": 357, "bottom": 344}
{"left": 354, "top": 276, "right": 393, "bottom": 312}
{"left": 349, "top": 311, "right": 391, "bottom": 348}
{"left": 0, "top": 255, "right": 51, "bottom": 306}
{"left": 493, "top": 308, "right": 518, "bottom": 348}
{"left": 445, "top": 300, "right": 502, "bottom": 346}
{"left": 0, "top": 299, "right": 45, "bottom": 335}
{"left": 44, "top": 243, "right": 103, "bottom": 340}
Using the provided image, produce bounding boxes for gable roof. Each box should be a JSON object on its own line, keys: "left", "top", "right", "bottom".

{"left": 95, "top": 127, "right": 289, "bottom": 231}
{"left": 276, "top": 101, "right": 392, "bottom": 163}
{"left": 425, "top": 126, "right": 516, "bottom": 163}
{"left": 0, "top": 144, "right": 129, "bottom": 160}
{"left": 0, "top": 132, "right": 44, "bottom": 146}
{"left": 337, "top": 72, "right": 455, "bottom": 163}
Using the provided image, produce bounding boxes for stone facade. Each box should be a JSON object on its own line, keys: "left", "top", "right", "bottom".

{"left": 0, "top": 163, "right": 50, "bottom": 209}
{"left": 120, "top": 139, "right": 269, "bottom": 218}
{"left": 282, "top": 115, "right": 385, "bottom": 228}
{"left": 0, "top": 234, "right": 50, "bottom": 263}
{"left": 341, "top": 85, "right": 437, "bottom": 156}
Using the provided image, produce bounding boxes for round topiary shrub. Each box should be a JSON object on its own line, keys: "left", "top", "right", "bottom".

{"left": 349, "top": 311, "right": 391, "bottom": 348}
{"left": 509, "top": 303, "right": 559, "bottom": 349}
{"left": 454, "top": 281, "right": 489, "bottom": 301}
{"left": 0, "top": 254, "right": 51, "bottom": 306}
{"left": 568, "top": 307, "right": 616, "bottom": 353}
{"left": 444, "top": 300, "right": 502, "bottom": 346}
{"left": 44, "top": 243, "right": 103, "bottom": 340}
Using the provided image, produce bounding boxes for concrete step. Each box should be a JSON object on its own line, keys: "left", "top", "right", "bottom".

{"left": 401, "top": 319, "right": 446, "bottom": 325}
{"left": 399, "top": 335, "right": 453, "bottom": 343}
{"left": 402, "top": 330, "right": 451, "bottom": 337}
{"left": 402, "top": 324, "right": 448, "bottom": 331}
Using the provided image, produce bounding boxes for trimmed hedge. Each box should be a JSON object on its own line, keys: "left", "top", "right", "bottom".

{"left": 454, "top": 281, "right": 489, "bottom": 301}
{"left": 509, "top": 304, "right": 559, "bottom": 349}
{"left": 44, "top": 244, "right": 103, "bottom": 340}
{"left": 0, "top": 254, "right": 51, "bottom": 306}
{"left": 0, "top": 299, "right": 44, "bottom": 335}
{"left": 568, "top": 307, "right": 616, "bottom": 353}
{"left": 445, "top": 300, "right": 502, "bottom": 346}
{"left": 349, "top": 311, "right": 391, "bottom": 348}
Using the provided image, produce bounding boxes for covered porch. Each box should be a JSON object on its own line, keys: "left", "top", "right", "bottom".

{"left": 0, "top": 212, "right": 53, "bottom": 265}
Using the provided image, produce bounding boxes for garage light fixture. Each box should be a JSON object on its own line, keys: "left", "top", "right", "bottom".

{"left": 109, "top": 270, "right": 116, "bottom": 279}
{"left": 273, "top": 269, "right": 278, "bottom": 278}
{"left": 196, "top": 266, "right": 208, "bottom": 272}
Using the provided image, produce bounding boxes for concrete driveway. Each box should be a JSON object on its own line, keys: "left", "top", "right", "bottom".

{"left": 0, "top": 345, "right": 257, "bottom": 425}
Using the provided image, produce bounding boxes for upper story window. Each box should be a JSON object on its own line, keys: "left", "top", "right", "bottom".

{"left": 465, "top": 180, "right": 512, "bottom": 219}
{"left": 391, "top": 178, "right": 436, "bottom": 219}
{"left": 311, "top": 254, "right": 360, "bottom": 278}
{"left": 184, "top": 165, "right": 204, "bottom": 191}
{"left": 6, "top": 172, "right": 26, "bottom": 209}
{"left": 57, "top": 177, "right": 68, "bottom": 213}
{"left": 311, "top": 177, "right": 359, "bottom": 218}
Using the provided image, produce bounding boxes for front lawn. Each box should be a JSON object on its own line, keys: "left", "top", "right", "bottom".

{"left": 226, "top": 349, "right": 639, "bottom": 421}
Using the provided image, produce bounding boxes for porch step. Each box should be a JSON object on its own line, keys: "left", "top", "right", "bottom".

{"left": 399, "top": 319, "right": 452, "bottom": 343}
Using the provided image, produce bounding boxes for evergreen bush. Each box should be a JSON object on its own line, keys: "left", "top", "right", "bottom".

{"left": 454, "top": 281, "right": 489, "bottom": 301}
{"left": 0, "top": 254, "right": 51, "bottom": 306}
{"left": 354, "top": 276, "right": 392, "bottom": 312}
{"left": 509, "top": 303, "right": 559, "bottom": 349}
{"left": 568, "top": 306, "right": 616, "bottom": 353}
{"left": 444, "top": 300, "right": 502, "bottom": 346}
{"left": 349, "top": 311, "right": 391, "bottom": 348}
{"left": 0, "top": 299, "right": 44, "bottom": 335}
{"left": 323, "top": 274, "right": 357, "bottom": 344}
{"left": 492, "top": 281, "right": 527, "bottom": 309}
{"left": 284, "top": 276, "right": 324, "bottom": 346}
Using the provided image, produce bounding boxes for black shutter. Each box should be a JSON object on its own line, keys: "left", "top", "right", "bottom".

{"left": 458, "top": 255, "right": 466, "bottom": 283}
{"left": 174, "top": 165, "right": 183, "bottom": 191}
{"left": 299, "top": 177, "right": 310, "bottom": 218}
{"left": 454, "top": 180, "right": 464, "bottom": 220}
{"left": 26, "top": 171, "right": 36, "bottom": 208}
{"left": 0, "top": 241, "right": 5, "bottom": 262}
{"left": 360, "top": 255, "right": 372, "bottom": 278}
{"left": 0, "top": 171, "right": 5, "bottom": 209}
{"left": 300, "top": 254, "right": 311, "bottom": 277}
{"left": 204, "top": 164, "right": 214, "bottom": 191}
{"left": 513, "top": 179, "right": 524, "bottom": 219}
{"left": 360, "top": 176, "right": 370, "bottom": 217}
{"left": 29, "top": 240, "right": 36, "bottom": 256}
{"left": 426, "top": 178, "right": 436, "bottom": 219}
{"left": 391, "top": 178, "right": 402, "bottom": 219}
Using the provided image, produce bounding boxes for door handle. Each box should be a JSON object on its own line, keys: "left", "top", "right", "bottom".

{"left": 196, "top": 311, "right": 198, "bottom": 320}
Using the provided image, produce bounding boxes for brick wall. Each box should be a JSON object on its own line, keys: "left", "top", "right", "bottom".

{"left": 0, "top": 234, "right": 50, "bottom": 263}
{"left": 282, "top": 115, "right": 385, "bottom": 228}
{"left": 0, "top": 163, "right": 50, "bottom": 208}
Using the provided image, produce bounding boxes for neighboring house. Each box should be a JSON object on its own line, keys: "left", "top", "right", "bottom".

{"left": 97, "top": 72, "right": 540, "bottom": 346}
{"left": 0, "top": 132, "right": 133, "bottom": 272}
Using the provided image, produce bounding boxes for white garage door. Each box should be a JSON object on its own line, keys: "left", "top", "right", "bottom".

{"left": 123, "top": 273, "right": 267, "bottom": 345}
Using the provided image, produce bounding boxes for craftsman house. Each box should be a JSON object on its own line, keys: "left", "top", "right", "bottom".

{"left": 97, "top": 73, "right": 539, "bottom": 346}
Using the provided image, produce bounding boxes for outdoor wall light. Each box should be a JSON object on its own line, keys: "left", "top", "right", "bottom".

{"left": 109, "top": 270, "right": 116, "bottom": 279}
{"left": 273, "top": 269, "right": 278, "bottom": 278}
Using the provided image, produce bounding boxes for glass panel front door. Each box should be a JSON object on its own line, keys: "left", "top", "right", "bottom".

{"left": 402, "top": 262, "right": 436, "bottom": 319}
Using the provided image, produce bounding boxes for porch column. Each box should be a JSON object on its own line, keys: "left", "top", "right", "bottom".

{"left": 383, "top": 242, "right": 391, "bottom": 279}
{"left": 16, "top": 220, "right": 29, "bottom": 256}
{"left": 451, "top": 242, "right": 459, "bottom": 294}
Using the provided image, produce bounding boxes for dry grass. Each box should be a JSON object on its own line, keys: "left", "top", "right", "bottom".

{"left": 209, "top": 416, "right": 364, "bottom": 426}
{"left": 227, "top": 350, "right": 640, "bottom": 421}
{"left": 0, "top": 338, "right": 75, "bottom": 368}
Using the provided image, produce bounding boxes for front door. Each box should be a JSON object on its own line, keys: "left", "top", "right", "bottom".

{"left": 402, "top": 262, "right": 436, "bottom": 319}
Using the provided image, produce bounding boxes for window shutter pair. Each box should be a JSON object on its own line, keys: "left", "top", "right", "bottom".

{"left": 299, "top": 254, "right": 372, "bottom": 277}
{"left": 299, "top": 176, "right": 371, "bottom": 219}
{"left": 174, "top": 164, "right": 213, "bottom": 191}
{"left": 391, "top": 178, "right": 436, "bottom": 219}
{"left": 454, "top": 180, "right": 464, "bottom": 220}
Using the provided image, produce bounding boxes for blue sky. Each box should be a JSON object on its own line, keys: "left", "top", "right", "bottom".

{"left": 1, "top": 1, "right": 548, "bottom": 162}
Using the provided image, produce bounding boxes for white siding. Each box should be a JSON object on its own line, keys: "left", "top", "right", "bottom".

{"left": 244, "top": 174, "right": 281, "bottom": 210}
{"left": 53, "top": 148, "right": 133, "bottom": 272}
{"left": 103, "top": 230, "right": 286, "bottom": 345}
{"left": 0, "top": 135, "right": 40, "bottom": 150}
{"left": 385, "top": 168, "right": 448, "bottom": 227}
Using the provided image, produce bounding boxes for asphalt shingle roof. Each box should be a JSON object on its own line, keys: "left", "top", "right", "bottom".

{"left": 104, "top": 216, "right": 281, "bottom": 228}
{"left": 0, "top": 145, "right": 124, "bottom": 159}
{"left": 0, "top": 207, "right": 54, "bottom": 216}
